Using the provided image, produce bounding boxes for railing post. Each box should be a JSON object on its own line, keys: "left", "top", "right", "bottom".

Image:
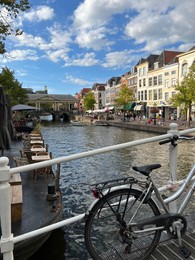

{"left": 168, "top": 123, "right": 180, "bottom": 212}
{"left": 0, "top": 157, "right": 14, "bottom": 260}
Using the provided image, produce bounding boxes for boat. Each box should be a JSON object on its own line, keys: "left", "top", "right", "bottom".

{"left": 0, "top": 138, "right": 63, "bottom": 260}
{"left": 70, "top": 120, "right": 81, "bottom": 126}
{"left": 94, "top": 120, "right": 109, "bottom": 126}
{"left": 70, "top": 120, "right": 88, "bottom": 126}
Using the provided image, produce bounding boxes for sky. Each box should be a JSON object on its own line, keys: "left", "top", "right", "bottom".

{"left": 0, "top": 0, "right": 195, "bottom": 95}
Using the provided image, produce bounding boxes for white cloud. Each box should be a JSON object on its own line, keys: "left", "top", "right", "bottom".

{"left": 23, "top": 6, "right": 55, "bottom": 22}
{"left": 73, "top": 0, "right": 131, "bottom": 29}
{"left": 63, "top": 74, "right": 93, "bottom": 86}
{"left": 125, "top": 0, "right": 195, "bottom": 52}
{"left": 75, "top": 27, "right": 114, "bottom": 50}
{"left": 102, "top": 50, "right": 135, "bottom": 69}
{"left": 64, "top": 52, "right": 99, "bottom": 67}
{"left": 46, "top": 49, "right": 68, "bottom": 62}
{"left": 7, "top": 49, "right": 39, "bottom": 61}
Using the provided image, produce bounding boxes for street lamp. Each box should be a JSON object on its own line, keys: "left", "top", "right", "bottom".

{"left": 150, "top": 103, "right": 159, "bottom": 125}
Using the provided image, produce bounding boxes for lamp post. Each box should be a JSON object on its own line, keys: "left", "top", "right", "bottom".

{"left": 151, "top": 103, "right": 159, "bottom": 125}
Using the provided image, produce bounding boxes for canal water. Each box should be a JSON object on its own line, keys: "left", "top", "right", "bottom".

{"left": 29, "top": 121, "right": 195, "bottom": 260}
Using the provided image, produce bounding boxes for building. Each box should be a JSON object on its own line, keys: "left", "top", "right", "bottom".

{"left": 92, "top": 83, "right": 106, "bottom": 110}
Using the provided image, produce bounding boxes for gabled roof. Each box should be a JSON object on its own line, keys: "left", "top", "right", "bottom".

{"left": 136, "top": 54, "right": 159, "bottom": 69}
{"left": 154, "top": 50, "right": 183, "bottom": 67}
{"left": 107, "top": 77, "right": 121, "bottom": 86}
{"left": 92, "top": 83, "right": 106, "bottom": 91}
{"left": 188, "top": 45, "right": 195, "bottom": 51}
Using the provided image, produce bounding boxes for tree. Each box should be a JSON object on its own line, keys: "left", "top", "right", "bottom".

{"left": 0, "top": 66, "right": 28, "bottom": 105}
{"left": 171, "top": 63, "right": 195, "bottom": 126}
{"left": 114, "top": 85, "right": 134, "bottom": 121}
{"left": 83, "top": 91, "right": 96, "bottom": 111}
{"left": 0, "top": 0, "right": 30, "bottom": 54}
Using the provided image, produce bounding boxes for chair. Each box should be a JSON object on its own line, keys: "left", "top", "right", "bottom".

{"left": 33, "top": 151, "right": 50, "bottom": 183}
{"left": 32, "top": 145, "right": 43, "bottom": 148}
{"left": 13, "top": 157, "right": 28, "bottom": 167}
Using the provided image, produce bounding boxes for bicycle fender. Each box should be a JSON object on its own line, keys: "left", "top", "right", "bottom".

{"left": 85, "top": 187, "right": 144, "bottom": 217}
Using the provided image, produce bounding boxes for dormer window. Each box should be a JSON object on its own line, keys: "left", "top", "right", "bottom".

{"left": 182, "top": 63, "right": 187, "bottom": 76}
{"left": 154, "top": 62, "right": 159, "bottom": 69}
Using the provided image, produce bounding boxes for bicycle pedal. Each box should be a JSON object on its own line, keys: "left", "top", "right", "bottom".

{"left": 179, "top": 246, "right": 191, "bottom": 258}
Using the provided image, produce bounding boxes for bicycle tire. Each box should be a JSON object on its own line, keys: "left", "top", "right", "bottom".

{"left": 85, "top": 188, "right": 161, "bottom": 260}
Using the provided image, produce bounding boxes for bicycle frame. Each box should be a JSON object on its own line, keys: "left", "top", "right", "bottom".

{"left": 128, "top": 163, "right": 195, "bottom": 234}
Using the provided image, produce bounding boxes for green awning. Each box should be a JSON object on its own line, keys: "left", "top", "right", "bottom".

{"left": 123, "top": 102, "right": 136, "bottom": 110}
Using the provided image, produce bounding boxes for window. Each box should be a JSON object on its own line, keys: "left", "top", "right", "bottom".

{"left": 182, "top": 63, "right": 188, "bottom": 76}
{"left": 158, "top": 75, "right": 162, "bottom": 85}
{"left": 171, "top": 70, "right": 176, "bottom": 75}
{"left": 149, "top": 90, "right": 152, "bottom": 100}
{"left": 141, "top": 91, "right": 143, "bottom": 100}
{"left": 164, "top": 72, "right": 169, "bottom": 76}
{"left": 165, "top": 79, "right": 169, "bottom": 88}
{"left": 143, "top": 67, "right": 146, "bottom": 76}
{"left": 154, "top": 62, "right": 159, "bottom": 69}
{"left": 158, "top": 89, "right": 162, "bottom": 99}
{"left": 138, "top": 91, "right": 141, "bottom": 100}
{"left": 153, "top": 76, "right": 157, "bottom": 86}
{"left": 149, "top": 77, "right": 152, "bottom": 86}
{"left": 153, "top": 89, "right": 157, "bottom": 100}
{"left": 143, "top": 78, "right": 146, "bottom": 86}
{"left": 139, "top": 68, "right": 142, "bottom": 77}
{"left": 165, "top": 92, "right": 169, "bottom": 101}
{"left": 139, "top": 79, "right": 142, "bottom": 87}
{"left": 171, "top": 78, "right": 176, "bottom": 86}
{"left": 144, "top": 90, "right": 147, "bottom": 100}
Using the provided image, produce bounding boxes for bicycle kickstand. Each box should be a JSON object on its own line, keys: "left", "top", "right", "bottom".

{"left": 173, "top": 221, "right": 191, "bottom": 259}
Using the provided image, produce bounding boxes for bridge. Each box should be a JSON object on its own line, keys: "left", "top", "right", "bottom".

{"left": 27, "top": 93, "right": 78, "bottom": 121}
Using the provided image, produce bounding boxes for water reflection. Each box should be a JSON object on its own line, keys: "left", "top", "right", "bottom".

{"left": 38, "top": 122, "right": 194, "bottom": 259}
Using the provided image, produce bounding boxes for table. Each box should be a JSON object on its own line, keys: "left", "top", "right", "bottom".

{"left": 30, "top": 136, "right": 42, "bottom": 140}
{"left": 30, "top": 147, "right": 46, "bottom": 153}
{"left": 30, "top": 133, "right": 41, "bottom": 137}
{"left": 30, "top": 140, "right": 44, "bottom": 144}
{"left": 31, "top": 155, "right": 51, "bottom": 161}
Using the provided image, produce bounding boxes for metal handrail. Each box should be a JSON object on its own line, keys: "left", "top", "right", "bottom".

{"left": 0, "top": 123, "right": 195, "bottom": 260}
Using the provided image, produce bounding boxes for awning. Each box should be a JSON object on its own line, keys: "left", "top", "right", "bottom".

{"left": 108, "top": 106, "right": 114, "bottom": 110}
{"left": 134, "top": 105, "right": 143, "bottom": 111}
{"left": 124, "top": 102, "right": 136, "bottom": 110}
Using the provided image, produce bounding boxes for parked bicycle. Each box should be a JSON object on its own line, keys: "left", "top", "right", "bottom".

{"left": 85, "top": 135, "right": 195, "bottom": 259}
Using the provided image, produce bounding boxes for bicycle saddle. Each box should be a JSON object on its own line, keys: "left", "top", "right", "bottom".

{"left": 132, "top": 164, "right": 161, "bottom": 176}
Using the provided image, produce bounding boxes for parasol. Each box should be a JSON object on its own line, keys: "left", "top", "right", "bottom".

{"left": 5, "top": 94, "right": 15, "bottom": 140}
{"left": 11, "top": 104, "right": 37, "bottom": 111}
{"left": 0, "top": 87, "right": 11, "bottom": 155}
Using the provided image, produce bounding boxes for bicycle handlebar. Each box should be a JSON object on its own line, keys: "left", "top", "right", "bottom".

{"left": 159, "top": 135, "right": 179, "bottom": 146}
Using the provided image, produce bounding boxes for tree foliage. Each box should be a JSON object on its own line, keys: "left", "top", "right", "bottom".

{"left": 114, "top": 85, "right": 134, "bottom": 108}
{"left": 0, "top": 0, "right": 30, "bottom": 54}
{"left": 83, "top": 91, "right": 96, "bottom": 111}
{"left": 0, "top": 66, "right": 28, "bottom": 105}
{"left": 171, "top": 63, "right": 195, "bottom": 125}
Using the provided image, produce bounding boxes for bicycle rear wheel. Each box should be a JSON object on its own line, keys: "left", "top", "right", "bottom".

{"left": 85, "top": 188, "right": 161, "bottom": 260}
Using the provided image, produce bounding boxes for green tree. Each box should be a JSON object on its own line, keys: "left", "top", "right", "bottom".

{"left": 171, "top": 63, "right": 195, "bottom": 126}
{"left": 83, "top": 91, "right": 96, "bottom": 111}
{"left": 0, "top": 66, "right": 28, "bottom": 105}
{"left": 114, "top": 85, "right": 134, "bottom": 121}
{"left": 0, "top": 0, "right": 30, "bottom": 54}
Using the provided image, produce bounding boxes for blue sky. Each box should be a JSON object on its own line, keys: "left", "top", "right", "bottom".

{"left": 1, "top": 0, "right": 195, "bottom": 95}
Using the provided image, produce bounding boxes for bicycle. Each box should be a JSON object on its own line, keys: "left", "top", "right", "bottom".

{"left": 84, "top": 135, "right": 195, "bottom": 259}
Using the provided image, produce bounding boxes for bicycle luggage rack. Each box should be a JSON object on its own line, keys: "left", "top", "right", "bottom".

{"left": 90, "top": 176, "right": 138, "bottom": 192}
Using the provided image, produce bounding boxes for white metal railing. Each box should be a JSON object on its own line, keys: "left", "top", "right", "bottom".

{"left": 0, "top": 123, "right": 195, "bottom": 260}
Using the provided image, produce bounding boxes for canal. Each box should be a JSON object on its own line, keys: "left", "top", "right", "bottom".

{"left": 29, "top": 121, "right": 195, "bottom": 260}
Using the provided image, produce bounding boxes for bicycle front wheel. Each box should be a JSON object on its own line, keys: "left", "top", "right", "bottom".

{"left": 85, "top": 188, "right": 161, "bottom": 260}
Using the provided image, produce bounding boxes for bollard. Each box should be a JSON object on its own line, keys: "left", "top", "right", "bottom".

{"left": 0, "top": 157, "right": 14, "bottom": 260}
{"left": 168, "top": 123, "right": 180, "bottom": 212}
